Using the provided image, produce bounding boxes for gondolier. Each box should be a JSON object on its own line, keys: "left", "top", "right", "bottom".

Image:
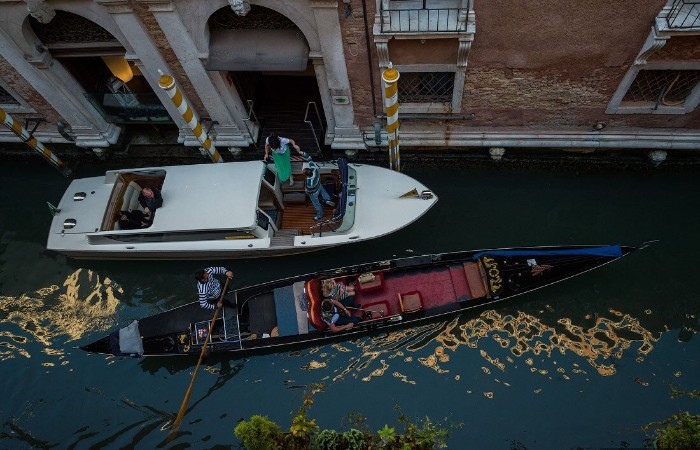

{"left": 195, "top": 267, "right": 234, "bottom": 309}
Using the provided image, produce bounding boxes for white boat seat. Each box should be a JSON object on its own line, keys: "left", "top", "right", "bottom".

{"left": 122, "top": 181, "right": 143, "bottom": 212}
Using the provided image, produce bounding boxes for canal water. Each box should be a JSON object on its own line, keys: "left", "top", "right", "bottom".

{"left": 0, "top": 157, "right": 698, "bottom": 449}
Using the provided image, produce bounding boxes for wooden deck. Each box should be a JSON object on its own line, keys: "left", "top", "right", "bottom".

{"left": 280, "top": 201, "right": 336, "bottom": 234}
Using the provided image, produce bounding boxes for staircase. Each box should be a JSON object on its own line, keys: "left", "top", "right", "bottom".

{"left": 253, "top": 75, "right": 326, "bottom": 157}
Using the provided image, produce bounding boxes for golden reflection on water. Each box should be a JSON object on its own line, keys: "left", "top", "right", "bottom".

{"left": 299, "top": 308, "right": 659, "bottom": 388}
{"left": 0, "top": 269, "right": 122, "bottom": 362}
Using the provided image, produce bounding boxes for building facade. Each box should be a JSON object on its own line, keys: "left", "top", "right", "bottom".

{"left": 0, "top": 0, "right": 698, "bottom": 162}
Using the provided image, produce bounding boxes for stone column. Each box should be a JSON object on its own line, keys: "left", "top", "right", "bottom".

{"left": 0, "top": 27, "right": 120, "bottom": 149}
{"left": 139, "top": 0, "right": 251, "bottom": 153}
{"left": 97, "top": 0, "right": 188, "bottom": 134}
{"left": 311, "top": 0, "right": 365, "bottom": 151}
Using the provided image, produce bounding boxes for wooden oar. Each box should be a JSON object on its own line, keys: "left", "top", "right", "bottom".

{"left": 168, "top": 277, "right": 230, "bottom": 439}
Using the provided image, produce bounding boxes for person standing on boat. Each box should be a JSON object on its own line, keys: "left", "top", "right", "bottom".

{"left": 300, "top": 151, "right": 335, "bottom": 221}
{"left": 138, "top": 187, "right": 163, "bottom": 216}
{"left": 194, "top": 267, "right": 235, "bottom": 310}
{"left": 264, "top": 133, "right": 301, "bottom": 187}
{"left": 321, "top": 299, "right": 361, "bottom": 332}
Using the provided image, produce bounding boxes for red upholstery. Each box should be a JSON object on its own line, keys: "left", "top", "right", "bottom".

{"left": 305, "top": 278, "right": 327, "bottom": 330}
{"left": 398, "top": 290, "right": 423, "bottom": 313}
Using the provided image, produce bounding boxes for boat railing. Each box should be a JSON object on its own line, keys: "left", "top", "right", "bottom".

{"left": 309, "top": 158, "right": 349, "bottom": 236}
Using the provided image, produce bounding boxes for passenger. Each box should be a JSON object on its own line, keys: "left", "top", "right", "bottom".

{"left": 264, "top": 133, "right": 301, "bottom": 187}
{"left": 321, "top": 279, "right": 356, "bottom": 302}
{"left": 118, "top": 210, "right": 152, "bottom": 230}
{"left": 321, "top": 299, "right": 361, "bottom": 333}
{"left": 194, "top": 267, "right": 235, "bottom": 310}
{"left": 138, "top": 187, "right": 163, "bottom": 216}
{"left": 299, "top": 151, "right": 335, "bottom": 221}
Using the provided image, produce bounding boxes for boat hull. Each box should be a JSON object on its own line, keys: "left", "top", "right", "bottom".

{"left": 81, "top": 244, "right": 645, "bottom": 358}
{"left": 47, "top": 160, "right": 437, "bottom": 260}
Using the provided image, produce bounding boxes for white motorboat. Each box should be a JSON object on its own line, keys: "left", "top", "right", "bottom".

{"left": 47, "top": 158, "right": 437, "bottom": 259}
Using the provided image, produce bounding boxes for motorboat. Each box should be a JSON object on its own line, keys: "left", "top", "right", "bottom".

{"left": 47, "top": 158, "right": 437, "bottom": 259}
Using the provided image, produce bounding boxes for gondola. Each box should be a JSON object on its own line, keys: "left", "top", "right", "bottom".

{"left": 80, "top": 243, "right": 653, "bottom": 358}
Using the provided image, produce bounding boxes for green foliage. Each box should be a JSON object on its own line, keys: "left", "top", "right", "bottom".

{"left": 233, "top": 415, "right": 282, "bottom": 450}
{"left": 651, "top": 412, "right": 700, "bottom": 449}
{"left": 285, "top": 393, "right": 320, "bottom": 450}
{"left": 313, "top": 429, "right": 341, "bottom": 450}
{"left": 341, "top": 428, "right": 366, "bottom": 450}
{"left": 378, "top": 424, "right": 396, "bottom": 447}
{"left": 643, "top": 385, "right": 700, "bottom": 450}
{"left": 235, "top": 393, "right": 460, "bottom": 450}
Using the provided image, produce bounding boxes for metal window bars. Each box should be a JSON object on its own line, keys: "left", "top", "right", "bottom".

{"left": 398, "top": 72, "right": 454, "bottom": 103}
{"left": 665, "top": 0, "right": 700, "bottom": 29}
{"left": 622, "top": 70, "right": 700, "bottom": 107}
{"left": 380, "top": 5, "right": 470, "bottom": 33}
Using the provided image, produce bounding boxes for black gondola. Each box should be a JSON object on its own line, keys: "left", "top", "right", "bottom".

{"left": 80, "top": 243, "right": 653, "bottom": 358}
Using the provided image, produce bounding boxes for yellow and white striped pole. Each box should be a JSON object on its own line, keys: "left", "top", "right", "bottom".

{"left": 0, "top": 107, "right": 71, "bottom": 177}
{"left": 158, "top": 71, "right": 222, "bottom": 163}
{"left": 382, "top": 62, "right": 400, "bottom": 172}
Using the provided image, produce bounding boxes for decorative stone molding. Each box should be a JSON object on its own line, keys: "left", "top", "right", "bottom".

{"left": 634, "top": 26, "right": 670, "bottom": 65}
{"left": 457, "top": 38, "right": 472, "bottom": 68}
{"left": 228, "top": 0, "right": 251, "bottom": 17}
{"left": 95, "top": 0, "right": 134, "bottom": 14}
{"left": 489, "top": 147, "right": 506, "bottom": 161}
{"left": 648, "top": 149, "right": 667, "bottom": 166}
{"left": 26, "top": 0, "right": 55, "bottom": 24}
{"left": 375, "top": 39, "right": 389, "bottom": 67}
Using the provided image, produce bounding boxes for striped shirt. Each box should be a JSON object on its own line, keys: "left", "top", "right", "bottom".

{"left": 300, "top": 151, "right": 321, "bottom": 194}
{"left": 197, "top": 267, "right": 229, "bottom": 310}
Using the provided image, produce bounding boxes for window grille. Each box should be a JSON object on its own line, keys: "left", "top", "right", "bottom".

{"left": 398, "top": 72, "right": 454, "bottom": 103}
{"left": 622, "top": 70, "right": 700, "bottom": 106}
{"left": 0, "top": 85, "right": 19, "bottom": 105}
{"left": 666, "top": 0, "right": 700, "bottom": 29}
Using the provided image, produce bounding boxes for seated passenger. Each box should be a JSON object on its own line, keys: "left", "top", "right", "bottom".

{"left": 321, "top": 279, "right": 356, "bottom": 302}
{"left": 321, "top": 299, "right": 361, "bottom": 333}
{"left": 138, "top": 187, "right": 163, "bottom": 216}
{"left": 118, "top": 210, "right": 152, "bottom": 230}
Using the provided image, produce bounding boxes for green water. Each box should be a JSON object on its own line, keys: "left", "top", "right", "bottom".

{"left": 0, "top": 158, "right": 698, "bottom": 448}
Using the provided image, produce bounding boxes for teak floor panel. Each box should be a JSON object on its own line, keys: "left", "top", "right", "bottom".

{"left": 280, "top": 202, "right": 336, "bottom": 233}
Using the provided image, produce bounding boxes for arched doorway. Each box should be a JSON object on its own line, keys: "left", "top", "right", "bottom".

{"left": 29, "top": 11, "right": 176, "bottom": 139}
{"left": 206, "top": 5, "right": 327, "bottom": 155}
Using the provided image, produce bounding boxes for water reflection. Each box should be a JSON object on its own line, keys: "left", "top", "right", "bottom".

{"left": 0, "top": 269, "right": 123, "bottom": 362}
{"left": 293, "top": 308, "right": 659, "bottom": 387}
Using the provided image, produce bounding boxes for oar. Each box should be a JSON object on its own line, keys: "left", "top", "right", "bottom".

{"left": 168, "top": 277, "right": 230, "bottom": 439}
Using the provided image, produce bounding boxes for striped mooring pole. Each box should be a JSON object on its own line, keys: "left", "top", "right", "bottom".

{"left": 0, "top": 107, "right": 71, "bottom": 177}
{"left": 158, "top": 71, "right": 222, "bottom": 163}
{"left": 382, "top": 62, "right": 400, "bottom": 172}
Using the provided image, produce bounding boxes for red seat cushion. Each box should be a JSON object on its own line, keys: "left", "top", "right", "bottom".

{"left": 305, "top": 278, "right": 327, "bottom": 330}
{"left": 398, "top": 291, "right": 423, "bottom": 313}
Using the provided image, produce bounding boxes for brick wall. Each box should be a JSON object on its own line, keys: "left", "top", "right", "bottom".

{"left": 132, "top": 2, "right": 205, "bottom": 114}
{"left": 340, "top": 0, "right": 381, "bottom": 128}
{"left": 0, "top": 54, "right": 63, "bottom": 123}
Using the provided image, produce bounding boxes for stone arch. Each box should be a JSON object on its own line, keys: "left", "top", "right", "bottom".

{"left": 180, "top": 0, "right": 321, "bottom": 57}
{"left": 18, "top": 4, "right": 135, "bottom": 57}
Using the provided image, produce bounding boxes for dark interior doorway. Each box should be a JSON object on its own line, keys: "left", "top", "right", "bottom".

{"left": 230, "top": 71, "right": 327, "bottom": 156}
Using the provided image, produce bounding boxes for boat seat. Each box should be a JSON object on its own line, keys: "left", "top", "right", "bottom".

{"left": 464, "top": 262, "right": 488, "bottom": 298}
{"left": 305, "top": 278, "right": 327, "bottom": 331}
{"left": 397, "top": 291, "right": 423, "bottom": 314}
{"left": 363, "top": 300, "right": 390, "bottom": 318}
{"left": 122, "top": 181, "right": 144, "bottom": 212}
